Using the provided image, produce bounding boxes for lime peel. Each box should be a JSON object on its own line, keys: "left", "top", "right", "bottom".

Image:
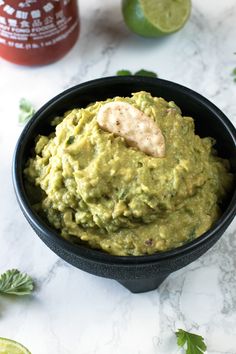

{"left": 122, "top": 0, "right": 191, "bottom": 37}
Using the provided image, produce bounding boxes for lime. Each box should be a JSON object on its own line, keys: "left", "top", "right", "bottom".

{"left": 122, "top": 0, "right": 191, "bottom": 37}
{"left": 0, "top": 338, "right": 31, "bottom": 354}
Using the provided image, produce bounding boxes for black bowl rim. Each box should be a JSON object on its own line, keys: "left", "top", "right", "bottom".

{"left": 12, "top": 76, "right": 236, "bottom": 266}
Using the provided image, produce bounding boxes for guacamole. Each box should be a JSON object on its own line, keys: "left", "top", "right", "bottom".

{"left": 24, "top": 91, "right": 233, "bottom": 256}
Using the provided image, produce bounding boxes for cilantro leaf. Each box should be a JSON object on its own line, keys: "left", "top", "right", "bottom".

{"left": 134, "top": 69, "right": 157, "bottom": 78}
{"left": 66, "top": 135, "right": 75, "bottom": 145}
{"left": 0, "top": 269, "right": 34, "bottom": 296}
{"left": 116, "top": 69, "right": 158, "bottom": 78}
{"left": 116, "top": 69, "right": 132, "bottom": 76}
{"left": 232, "top": 68, "right": 236, "bottom": 82}
{"left": 19, "top": 98, "right": 35, "bottom": 124}
{"left": 175, "top": 329, "right": 207, "bottom": 354}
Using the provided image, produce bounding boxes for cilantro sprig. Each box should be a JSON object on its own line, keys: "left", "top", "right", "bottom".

{"left": 175, "top": 329, "right": 207, "bottom": 354}
{"left": 116, "top": 69, "right": 158, "bottom": 78}
{"left": 0, "top": 269, "right": 34, "bottom": 296}
{"left": 134, "top": 69, "right": 158, "bottom": 77}
{"left": 19, "top": 98, "right": 35, "bottom": 125}
{"left": 232, "top": 68, "right": 236, "bottom": 82}
{"left": 116, "top": 69, "right": 132, "bottom": 76}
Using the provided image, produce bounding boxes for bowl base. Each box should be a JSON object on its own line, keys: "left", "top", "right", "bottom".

{"left": 117, "top": 273, "right": 169, "bottom": 293}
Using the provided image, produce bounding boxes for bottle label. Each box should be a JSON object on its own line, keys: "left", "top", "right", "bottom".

{"left": 0, "top": 0, "right": 78, "bottom": 50}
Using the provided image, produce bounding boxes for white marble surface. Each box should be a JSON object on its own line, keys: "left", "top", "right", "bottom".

{"left": 0, "top": 0, "right": 236, "bottom": 353}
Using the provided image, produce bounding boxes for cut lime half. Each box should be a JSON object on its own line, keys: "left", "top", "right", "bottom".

{"left": 0, "top": 338, "right": 31, "bottom": 354}
{"left": 122, "top": 0, "right": 191, "bottom": 37}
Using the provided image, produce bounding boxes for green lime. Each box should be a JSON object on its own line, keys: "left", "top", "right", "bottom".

{"left": 122, "top": 0, "right": 191, "bottom": 37}
{"left": 0, "top": 338, "right": 31, "bottom": 354}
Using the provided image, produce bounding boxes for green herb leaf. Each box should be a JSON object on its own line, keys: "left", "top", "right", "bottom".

{"left": 117, "top": 189, "right": 127, "bottom": 200}
{"left": 66, "top": 135, "right": 75, "bottom": 145}
{"left": 0, "top": 269, "right": 34, "bottom": 296}
{"left": 232, "top": 68, "right": 236, "bottom": 82}
{"left": 116, "top": 69, "right": 158, "bottom": 77}
{"left": 19, "top": 98, "right": 35, "bottom": 124}
{"left": 116, "top": 69, "right": 132, "bottom": 76}
{"left": 134, "top": 69, "right": 157, "bottom": 78}
{"left": 175, "top": 329, "right": 207, "bottom": 354}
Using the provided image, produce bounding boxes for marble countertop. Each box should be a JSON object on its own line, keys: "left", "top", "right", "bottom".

{"left": 0, "top": 0, "right": 236, "bottom": 353}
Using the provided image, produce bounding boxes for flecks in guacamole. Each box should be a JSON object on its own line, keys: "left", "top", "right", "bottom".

{"left": 24, "top": 91, "right": 233, "bottom": 256}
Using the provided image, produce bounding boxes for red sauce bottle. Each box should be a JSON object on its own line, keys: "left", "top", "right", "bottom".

{"left": 0, "top": 0, "right": 80, "bottom": 66}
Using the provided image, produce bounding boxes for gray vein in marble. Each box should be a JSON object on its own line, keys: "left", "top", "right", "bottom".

{"left": 37, "top": 258, "right": 68, "bottom": 290}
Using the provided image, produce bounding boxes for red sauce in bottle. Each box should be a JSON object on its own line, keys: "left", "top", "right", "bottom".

{"left": 0, "top": 0, "right": 80, "bottom": 66}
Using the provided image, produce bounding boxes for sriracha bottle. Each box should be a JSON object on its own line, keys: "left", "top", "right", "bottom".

{"left": 0, "top": 0, "right": 80, "bottom": 66}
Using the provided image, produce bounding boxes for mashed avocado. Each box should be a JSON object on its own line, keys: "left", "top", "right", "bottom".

{"left": 24, "top": 91, "right": 233, "bottom": 256}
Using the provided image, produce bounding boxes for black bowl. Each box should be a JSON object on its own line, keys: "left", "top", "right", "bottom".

{"left": 13, "top": 77, "right": 236, "bottom": 293}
